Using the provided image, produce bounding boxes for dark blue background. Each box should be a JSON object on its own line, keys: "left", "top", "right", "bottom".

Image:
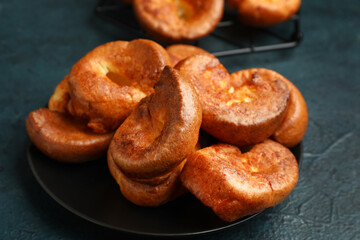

{"left": 0, "top": 0, "right": 359, "bottom": 239}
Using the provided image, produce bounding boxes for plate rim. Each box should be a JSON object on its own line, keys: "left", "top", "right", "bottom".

{"left": 27, "top": 141, "right": 303, "bottom": 237}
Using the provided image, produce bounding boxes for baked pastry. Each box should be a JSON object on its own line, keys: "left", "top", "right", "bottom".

{"left": 26, "top": 108, "right": 114, "bottom": 163}
{"left": 48, "top": 75, "right": 70, "bottom": 113}
{"left": 228, "top": 0, "right": 301, "bottom": 27}
{"left": 233, "top": 68, "right": 308, "bottom": 147}
{"left": 271, "top": 73, "right": 308, "bottom": 147}
{"left": 63, "top": 39, "right": 171, "bottom": 133}
{"left": 175, "top": 54, "right": 289, "bottom": 146}
{"left": 181, "top": 140, "right": 299, "bottom": 222}
{"left": 26, "top": 39, "right": 171, "bottom": 162}
{"left": 166, "top": 44, "right": 212, "bottom": 66}
{"left": 133, "top": 0, "right": 224, "bottom": 43}
{"left": 108, "top": 157, "right": 187, "bottom": 206}
{"left": 27, "top": 74, "right": 115, "bottom": 163}
{"left": 107, "top": 66, "right": 202, "bottom": 206}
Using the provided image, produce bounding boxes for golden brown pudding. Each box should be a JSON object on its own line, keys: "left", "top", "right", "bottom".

{"left": 107, "top": 66, "right": 202, "bottom": 206}
{"left": 133, "top": 0, "right": 224, "bottom": 43}
{"left": 271, "top": 74, "right": 308, "bottom": 147}
{"left": 63, "top": 39, "right": 171, "bottom": 133}
{"left": 228, "top": 0, "right": 301, "bottom": 27}
{"left": 175, "top": 54, "right": 290, "bottom": 146}
{"left": 26, "top": 108, "right": 114, "bottom": 163}
{"left": 181, "top": 140, "right": 299, "bottom": 222}
{"left": 166, "top": 44, "right": 212, "bottom": 66}
{"left": 26, "top": 39, "right": 171, "bottom": 163}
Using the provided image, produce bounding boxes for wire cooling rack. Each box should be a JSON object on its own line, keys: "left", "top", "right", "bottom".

{"left": 95, "top": 0, "right": 302, "bottom": 57}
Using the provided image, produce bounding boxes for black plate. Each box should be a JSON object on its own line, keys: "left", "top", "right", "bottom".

{"left": 27, "top": 140, "right": 302, "bottom": 237}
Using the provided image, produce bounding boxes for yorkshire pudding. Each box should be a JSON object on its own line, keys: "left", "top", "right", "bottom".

{"left": 26, "top": 108, "right": 114, "bottom": 163}
{"left": 61, "top": 39, "right": 171, "bottom": 133}
{"left": 175, "top": 54, "right": 289, "bottom": 146}
{"left": 108, "top": 158, "right": 187, "bottom": 206}
{"left": 228, "top": 0, "right": 301, "bottom": 27}
{"left": 48, "top": 75, "right": 70, "bottom": 113}
{"left": 133, "top": 0, "right": 224, "bottom": 43}
{"left": 108, "top": 140, "right": 201, "bottom": 206}
{"left": 181, "top": 140, "right": 299, "bottom": 222}
{"left": 27, "top": 39, "right": 170, "bottom": 162}
{"left": 166, "top": 44, "right": 212, "bottom": 66}
{"left": 229, "top": 68, "right": 307, "bottom": 147}
{"left": 107, "top": 66, "right": 202, "bottom": 206}
{"left": 271, "top": 73, "right": 308, "bottom": 147}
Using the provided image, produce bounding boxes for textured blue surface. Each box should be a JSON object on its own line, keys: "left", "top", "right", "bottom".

{"left": 0, "top": 0, "right": 359, "bottom": 239}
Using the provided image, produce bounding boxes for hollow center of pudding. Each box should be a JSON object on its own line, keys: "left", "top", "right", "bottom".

{"left": 261, "top": 0, "right": 279, "bottom": 3}
{"left": 225, "top": 85, "right": 257, "bottom": 106}
{"left": 106, "top": 71, "right": 133, "bottom": 87}
{"left": 175, "top": 0, "right": 194, "bottom": 21}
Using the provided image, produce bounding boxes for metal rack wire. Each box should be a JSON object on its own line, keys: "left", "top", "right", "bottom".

{"left": 95, "top": 0, "right": 302, "bottom": 57}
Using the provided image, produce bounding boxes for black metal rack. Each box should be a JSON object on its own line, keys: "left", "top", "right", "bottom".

{"left": 95, "top": 0, "right": 302, "bottom": 57}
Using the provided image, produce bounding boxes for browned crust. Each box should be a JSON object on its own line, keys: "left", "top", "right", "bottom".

{"left": 108, "top": 129, "right": 202, "bottom": 206}
{"left": 175, "top": 55, "right": 289, "bottom": 146}
{"left": 108, "top": 66, "right": 202, "bottom": 179}
{"left": 226, "top": 0, "right": 241, "bottom": 9}
{"left": 65, "top": 39, "right": 171, "bottom": 133}
{"left": 133, "top": 0, "right": 224, "bottom": 43}
{"left": 108, "top": 156, "right": 187, "bottom": 206}
{"left": 48, "top": 75, "right": 70, "bottom": 113}
{"left": 26, "top": 108, "right": 114, "bottom": 163}
{"left": 237, "top": 68, "right": 308, "bottom": 147}
{"left": 181, "top": 140, "right": 299, "bottom": 222}
{"left": 272, "top": 77, "right": 308, "bottom": 147}
{"left": 166, "top": 44, "right": 213, "bottom": 66}
{"left": 235, "top": 0, "right": 302, "bottom": 27}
